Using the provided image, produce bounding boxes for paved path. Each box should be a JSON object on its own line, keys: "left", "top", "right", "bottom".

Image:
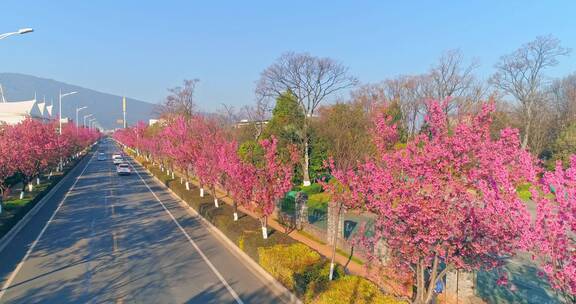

{"left": 0, "top": 139, "right": 285, "bottom": 303}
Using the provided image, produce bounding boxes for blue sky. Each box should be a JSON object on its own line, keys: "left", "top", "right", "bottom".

{"left": 1, "top": 1, "right": 575, "bottom": 112}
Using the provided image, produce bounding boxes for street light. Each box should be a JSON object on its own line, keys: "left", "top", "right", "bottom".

{"left": 0, "top": 28, "right": 33, "bottom": 40}
{"left": 76, "top": 106, "right": 87, "bottom": 130}
{"left": 83, "top": 114, "right": 93, "bottom": 127}
{"left": 59, "top": 89, "right": 77, "bottom": 135}
{"left": 88, "top": 118, "right": 96, "bottom": 130}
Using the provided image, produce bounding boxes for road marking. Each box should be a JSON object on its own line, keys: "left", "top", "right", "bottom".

{"left": 112, "top": 232, "right": 118, "bottom": 253}
{"left": 125, "top": 157, "right": 245, "bottom": 304}
{"left": 0, "top": 151, "right": 96, "bottom": 301}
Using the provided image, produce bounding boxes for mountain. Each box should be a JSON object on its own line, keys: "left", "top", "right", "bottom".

{"left": 0, "top": 73, "right": 156, "bottom": 130}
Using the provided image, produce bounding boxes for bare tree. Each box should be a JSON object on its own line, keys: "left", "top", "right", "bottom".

{"left": 382, "top": 76, "right": 428, "bottom": 136}
{"left": 550, "top": 73, "right": 576, "bottom": 129}
{"left": 256, "top": 52, "right": 358, "bottom": 185}
{"left": 240, "top": 96, "right": 273, "bottom": 140}
{"left": 423, "top": 49, "right": 485, "bottom": 117}
{"left": 158, "top": 79, "right": 200, "bottom": 118}
{"left": 490, "top": 35, "right": 571, "bottom": 149}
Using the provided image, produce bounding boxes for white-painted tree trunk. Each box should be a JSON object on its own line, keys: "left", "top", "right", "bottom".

{"left": 166, "top": 169, "right": 170, "bottom": 176}
{"left": 329, "top": 262, "right": 335, "bottom": 281}
{"left": 214, "top": 198, "right": 219, "bottom": 208}
{"left": 261, "top": 225, "right": 268, "bottom": 239}
{"left": 36, "top": 177, "right": 40, "bottom": 185}
{"left": 200, "top": 188, "right": 204, "bottom": 197}
{"left": 28, "top": 183, "right": 33, "bottom": 192}
{"left": 171, "top": 172, "right": 175, "bottom": 179}
{"left": 48, "top": 171, "right": 53, "bottom": 180}
{"left": 180, "top": 177, "right": 183, "bottom": 184}
{"left": 20, "top": 191, "right": 24, "bottom": 199}
{"left": 233, "top": 212, "right": 238, "bottom": 221}
{"left": 186, "top": 181, "right": 190, "bottom": 191}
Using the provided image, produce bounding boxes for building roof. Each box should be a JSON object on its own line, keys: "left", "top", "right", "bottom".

{"left": 46, "top": 105, "right": 53, "bottom": 117}
{"left": 0, "top": 99, "right": 42, "bottom": 117}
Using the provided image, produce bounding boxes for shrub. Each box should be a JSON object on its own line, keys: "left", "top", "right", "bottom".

{"left": 302, "top": 183, "right": 323, "bottom": 195}
{"left": 295, "top": 261, "right": 344, "bottom": 301}
{"left": 308, "top": 193, "right": 330, "bottom": 210}
{"left": 311, "top": 275, "right": 406, "bottom": 304}
{"left": 258, "top": 243, "right": 322, "bottom": 290}
{"left": 516, "top": 183, "right": 532, "bottom": 201}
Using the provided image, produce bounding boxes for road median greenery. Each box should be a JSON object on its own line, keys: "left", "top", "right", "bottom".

{"left": 131, "top": 153, "right": 405, "bottom": 303}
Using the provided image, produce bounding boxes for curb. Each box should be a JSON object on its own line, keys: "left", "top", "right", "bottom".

{"left": 128, "top": 155, "right": 302, "bottom": 304}
{"left": 0, "top": 149, "right": 93, "bottom": 254}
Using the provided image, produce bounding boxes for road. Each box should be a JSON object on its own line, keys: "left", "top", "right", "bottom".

{"left": 0, "top": 139, "right": 285, "bottom": 303}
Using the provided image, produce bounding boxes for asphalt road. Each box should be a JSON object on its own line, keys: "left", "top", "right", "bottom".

{"left": 0, "top": 139, "right": 285, "bottom": 304}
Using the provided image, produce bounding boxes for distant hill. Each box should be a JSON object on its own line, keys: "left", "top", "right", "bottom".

{"left": 0, "top": 73, "right": 156, "bottom": 129}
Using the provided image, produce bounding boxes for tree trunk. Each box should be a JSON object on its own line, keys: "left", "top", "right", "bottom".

{"left": 233, "top": 201, "right": 238, "bottom": 221}
{"left": 302, "top": 119, "right": 311, "bottom": 186}
{"left": 261, "top": 217, "right": 268, "bottom": 239}
{"left": 200, "top": 187, "right": 204, "bottom": 197}
{"left": 522, "top": 104, "right": 532, "bottom": 149}
{"left": 36, "top": 177, "right": 40, "bottom": 185}
{"left": 302, "top": 139, "right": 311, "bottom": 186}
{"left": 186, "top": 181, "right": 190, "bottom": 191}
{"left": 329, "top": 202, "right": 343, "bottom": 281}
{"left": 213, "top": 186, "right": 219, "bottom": 207}
{"left": 0, "top": 191, "right": 3, "bottom": 215}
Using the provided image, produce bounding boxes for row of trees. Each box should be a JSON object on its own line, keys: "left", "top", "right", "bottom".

{"left": 0, "top": 118, "right": 99, "bottom": 209}
{"left": 115, "top": 98, "right": 574, "bottom": 303}
{"left": 233, "top": 35, "right": 573, "bottom": 185}
{"left": 114, "top": 115, "right": 297, "bottom": 239}
{"left": 121, "top": 34, "right": 575, "bottom": 304}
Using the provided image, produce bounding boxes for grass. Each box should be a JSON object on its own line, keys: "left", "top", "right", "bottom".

{"left": 308, "top": 193, "right": 330, "bottom": 210}
{"left": 336, "top": 248, "right": 365, "bottom": 265}
{"left": 299, "top": 229, "right": 327, "bottom": 245}
{"left": 517, "top": 183, "right": 532, "bottom": 201}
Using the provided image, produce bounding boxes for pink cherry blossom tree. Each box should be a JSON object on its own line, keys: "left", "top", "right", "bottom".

{"left": 345, "top": 100, "right": 536, "bottom": 304}
{"left": 530, "top": 157, "right": 576, "bottom": 303}
{"left": 251, "top": 136, "right": 297, "bottom": 239}
{"left": 13, "top": 119, "right": 60, "bottom": 196}
{"left": 222, "top": 143, "right": 256, "bottom": 221}
{"left": 0, "top": 124, "right": 17, "bottom": 213}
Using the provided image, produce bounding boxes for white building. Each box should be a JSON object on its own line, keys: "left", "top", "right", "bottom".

{"left": 0, "top": 97, "right": 48, "bottom": 125}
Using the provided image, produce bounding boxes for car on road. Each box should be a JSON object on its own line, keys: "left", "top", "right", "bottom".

{"left": 116, "top": 163, "right": 131, "bottom": 175}
{"left": 112, "top": 154, "right": 123, "bottom": 165}
{"left": 97, "top": 152, "right": 106, "bottom": 161}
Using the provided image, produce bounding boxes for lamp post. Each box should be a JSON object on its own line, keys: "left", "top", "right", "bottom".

{"left": 76, "top": 106, "right": 87, "bottom": 131}
{"left": 83, "top": 114, "right": 93, "bottom": 127}
{"left": 59, "top": 90, "right": 78, "bottom": 135}
{"left": 88, "top": 118, "right": 96, "bottom": 130}
{"left": 0, "top": 28, "right": 33, "bottom": 40}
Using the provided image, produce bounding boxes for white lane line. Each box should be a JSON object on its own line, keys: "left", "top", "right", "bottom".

{"left": 0, "top": 152, "right": 97, "bottom": 301}
{"left": 125, "top": 156, "right": 245, "bottom": 304}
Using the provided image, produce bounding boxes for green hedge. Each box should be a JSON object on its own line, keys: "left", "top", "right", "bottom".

{"left": 258, "top": 243, "right": 322, "bottom": 290}
{"left": 311, "top": 276, "right": 407, "bottom": 304}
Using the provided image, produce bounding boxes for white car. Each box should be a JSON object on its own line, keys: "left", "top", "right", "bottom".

{"left": 97, "top": 152, "right": 106, "bottom": 161}
{"left": 112, "top": 154, "right": 123, "bottom": 165}
{"left": 116, "top": 163, "right": 131, "bottom": 175}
